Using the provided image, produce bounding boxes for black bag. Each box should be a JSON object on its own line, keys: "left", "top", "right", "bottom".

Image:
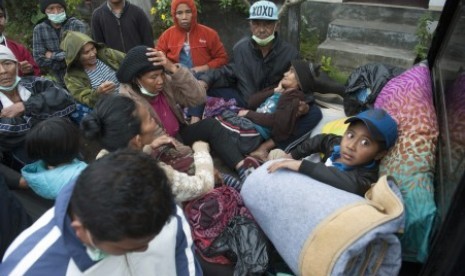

{"left": 343, "top": 63, "right": 404, "bottom": 115}
{"left": 204, "top": 216, "right": 270, "bottom": 276}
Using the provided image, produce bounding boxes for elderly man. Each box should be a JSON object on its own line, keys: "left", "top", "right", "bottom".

{"left": 0, "top": 45, "right": 75, "bottom": 164}
{"left": 198, "top": 0, "right": 300, "bottom": 106}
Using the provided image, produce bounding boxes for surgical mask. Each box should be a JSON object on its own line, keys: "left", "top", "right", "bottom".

{"left": 86, "top": 246, "right": 109, "bottom": 262}
{"left": 85, "top": 230, "right": 109, "bottom": 262}
{"left": 252, "top": 33, "right": 275, "bottom": 46}
{"left": 138, "top": 83, "right": 158, "bottom": 97}
{"left": 0, "top": 76, "right": 21, "bottom": 92}
{"left": 47, "top": 12, "right": 67, "bottom": 24}
{"left": 252, "top": 23, "right": 277, "bottom": 46}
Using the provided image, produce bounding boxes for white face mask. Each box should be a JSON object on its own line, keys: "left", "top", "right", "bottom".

{"left": 0, "top": 76, "right": 21, "bottom": 92}
{"left": 251, "top": 23, "right": 277, "bottom": 46}
{"left": 252, "top": 33, "right": 275, "bottom": 46}
{"left": 47, "top": 11, "right": 67, "bottom": 24}
{"left": 138, "top": 82, "right": 158, "bottom": 97}
{"left": 85, "top": 230, "right": 109, "bottom": 262}
{"left": 86, "top": 245, "right": 109, "bottom": 261}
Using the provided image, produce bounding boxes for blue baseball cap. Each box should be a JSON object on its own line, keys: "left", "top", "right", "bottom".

{"left": 344, "top": 109, "right": 398, "bottom": 149}
{"left": 248, "top": 1, "right": 279, "bottom": 21}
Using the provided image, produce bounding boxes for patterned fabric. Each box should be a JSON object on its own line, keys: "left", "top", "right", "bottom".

{"left": 203, "top": 96, "right": 239, "bottom": 118}
{"left": 184, "top": 186, "right": 252, "bottom": 264}
{"left": 70, "top": 102, "right": 92, "bottom": 124}
{"left": 151, "top": 144, "right": 195, "bottom": 175}
{"left": 374, "top": 63, "right": 438, "bottom": 263}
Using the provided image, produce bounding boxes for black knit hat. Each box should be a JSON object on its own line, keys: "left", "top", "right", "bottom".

{"left": 117, "top": 46, "right": 165, "bottom": 83}
{"left": 291, "top": 60, "right": 316, "bottom": 94}
{"left": 40, "top": 0, "right": 66, "bottom": 14}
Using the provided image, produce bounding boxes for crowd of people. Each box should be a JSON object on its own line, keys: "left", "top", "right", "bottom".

{"left": 0, "top": 0, "right": 399, "bottom": 275}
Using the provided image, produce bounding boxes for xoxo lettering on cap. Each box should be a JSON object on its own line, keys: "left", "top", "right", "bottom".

{"left": 247, "top": 0, "right": 279, "bottom": 21}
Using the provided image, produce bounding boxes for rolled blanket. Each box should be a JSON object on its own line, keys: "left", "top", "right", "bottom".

{"left": 241, "top": 161, "right": 404, "bottom": 275}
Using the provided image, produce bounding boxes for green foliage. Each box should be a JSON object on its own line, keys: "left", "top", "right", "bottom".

{"left": 320, "top": 56, "right": 349, "bottom": 84}
{"left": 218, "top": 0, "right": 249, "bottom": 13}
{"left": 300, "top": 32, "right": 319, "bottom": 61}
{"left": 3, "top": 1, "right": 40, "bottom": 49}
{"left": 64, "top": 0, "right": 81, "bottom": 14}
{"left": 151, "top": 0, "right": 173, "bottom": 39}
{"left": 299, "top": 14, "right": 323, "bottom": 62}
{"left": 414, "top": 12, "right": 434, "bottom": 60}
{"left": 3, "top": 0, "right": 87, "bottom": 50}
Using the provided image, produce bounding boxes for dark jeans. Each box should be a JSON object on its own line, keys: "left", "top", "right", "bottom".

{"left": 187, "top": 87, "right": 247, "bottom": 117}
{"left": 276, "top": 104, "right": 323, "bottom": 149}
{"left": 180, "top": 118, "right": 245, "bottom": 169}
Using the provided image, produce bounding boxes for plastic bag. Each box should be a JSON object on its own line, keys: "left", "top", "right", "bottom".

{"left": 204, "top": 216, "right": 270, "bottom": 276}
{"left": 344, "top": 63, "right": 404, "bottom": 115}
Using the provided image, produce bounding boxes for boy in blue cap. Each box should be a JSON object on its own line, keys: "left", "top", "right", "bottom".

{"left": 267, "top": 108, "right": 398, "bottom": 196}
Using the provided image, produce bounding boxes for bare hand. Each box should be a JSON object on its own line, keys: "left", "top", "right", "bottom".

{"left": 296, "top": 101, "right": 309, "bottom": 117}
{"left": 267, "top": 159, "right": 302, "bottom": 173}
{"left": 275, "top": 81, "right": 285, "bottom": 93}
{"left": 45, "top": 51, "right": 53, "bottom": 59}
{"left": 18, "top": 61, "right": 33, "bottom": 74}
{"left": 237, "top": 109, "right": 249, "bottom": 117}
{"left": 97, "top": 81, "right": 116, "bottom": 94}
{"left": 146, "top": 48, "right": 177, "bottom": 73}
{"left": 191, "top": 65, "right": 209, "bottom": 74}
{"left": 198, "top": 80, "right": 208, "bottom": 90}
{"left": 149, "top": 134, "right": 174, "bottom": 150}
{"left": 1, "top": 102, "right": 25, "bottom": 118}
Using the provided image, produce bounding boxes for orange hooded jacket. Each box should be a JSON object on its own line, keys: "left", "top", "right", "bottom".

{"left": 156, "top": 0, "right": 228, "bottom": 69}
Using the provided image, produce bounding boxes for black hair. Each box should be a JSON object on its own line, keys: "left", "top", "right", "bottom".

{"left": 80, "top": 94, "right": 141, "bottom": 152}
{"left": 70, "top": 148, "right": 174, "bottom": 241}
{"left": 26, "top": 117, "right": 80, "bottom": 166}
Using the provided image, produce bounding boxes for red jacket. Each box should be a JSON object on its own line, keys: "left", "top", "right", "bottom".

{"left": 5, "top": 39, "right": 41, "bottom": 77}
{"left": 156, "top": 0, "right": 228, "bottom": 69}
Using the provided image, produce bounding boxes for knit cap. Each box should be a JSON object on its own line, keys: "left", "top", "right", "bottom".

{"left": 344, "top": 108, "right": 398, "bottom": 149}
{"left": 40, "top": 0, "right": 66, "bottom": 14}
{"left": 291, "top": 60, "right": 316, "bottom": 94}
{"left": 0, "top": 45, "right": 17, "bottom": 62}
{"left": 247, "top": 0, "right": 279, "bottom": 21}
{"left": 116, "top": 46, "right": 164, "bottom": 83}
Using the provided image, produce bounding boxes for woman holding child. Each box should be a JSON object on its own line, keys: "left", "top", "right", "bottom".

{"left": 81, "top": 94, "right": 215, "bottom": 203}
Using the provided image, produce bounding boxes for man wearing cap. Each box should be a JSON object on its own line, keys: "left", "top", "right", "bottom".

{"left": 198, "top": 0, "right": 299, "bottom": 106}
{"left": 0, "top": 2, "right": 40, "bottom": 77}
{"left": 268, "top": 108, "right": 398, "bottom": 196}
{"left": 91, "top": 0, "right": 154, "bottom": 53}
{"left": 0, "top": 45, "right": 75, "bottom": 164}
{"left": 33, "top": 0, "right": 88, "bottom": 87}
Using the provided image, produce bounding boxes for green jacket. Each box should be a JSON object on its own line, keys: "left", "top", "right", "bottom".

{"left": 61, "top": 31, "right": 125, "bottom": 107}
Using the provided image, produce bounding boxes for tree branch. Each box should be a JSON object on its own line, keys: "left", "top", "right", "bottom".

{"left": 242, "top": 0, "right": 252, "bottom": 8}
{"left": 278, "top": 0, "right": 307, "bottom": 19}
